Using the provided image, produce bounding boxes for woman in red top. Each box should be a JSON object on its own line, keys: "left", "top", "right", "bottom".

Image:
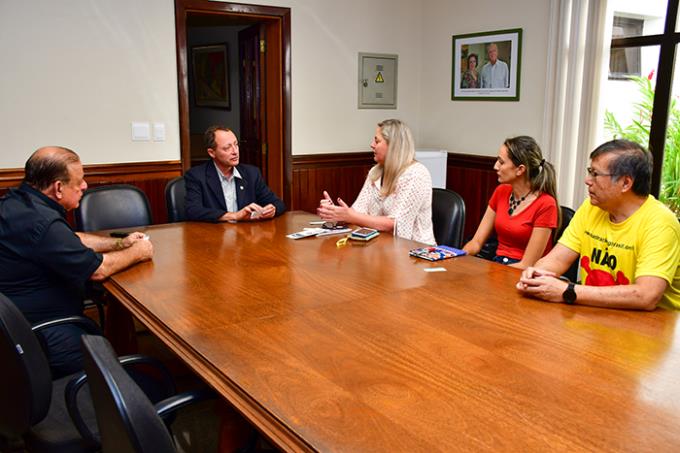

{"left": 463, "top": 136, "right": 559, "bottom": 269}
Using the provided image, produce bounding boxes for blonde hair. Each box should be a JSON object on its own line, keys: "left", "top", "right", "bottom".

{"left": 368, "top": 119, "right": 416, "bottom": 196}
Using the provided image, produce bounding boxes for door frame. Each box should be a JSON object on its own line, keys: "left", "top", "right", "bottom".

{"left": 174, "top": 0, "right": 292, "bottom": 205}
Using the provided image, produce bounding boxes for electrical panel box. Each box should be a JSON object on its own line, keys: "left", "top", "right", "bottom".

{"left": 358, "top": 52, "right": 398, "bottom": 109}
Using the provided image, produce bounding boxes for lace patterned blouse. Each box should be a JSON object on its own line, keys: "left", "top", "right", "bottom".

{"left": 352, "top": 162, "right": 436, "bottom": 245}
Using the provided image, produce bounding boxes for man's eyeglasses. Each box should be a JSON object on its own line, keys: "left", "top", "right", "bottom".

{"left": 586, "top": 167, "right": 613, "bottom": 178}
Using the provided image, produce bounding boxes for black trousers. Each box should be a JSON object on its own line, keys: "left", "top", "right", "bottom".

{"left": 40, "top": 323, "right": 88, "bottom": 379}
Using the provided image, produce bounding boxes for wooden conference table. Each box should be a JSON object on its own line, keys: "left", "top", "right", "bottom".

{"left": 104, "top": 211, "right": 680, "bottom": 452}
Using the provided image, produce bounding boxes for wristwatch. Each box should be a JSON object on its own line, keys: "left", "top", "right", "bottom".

{"left": 562, "top": 282, "right": 577, "bottom": 305}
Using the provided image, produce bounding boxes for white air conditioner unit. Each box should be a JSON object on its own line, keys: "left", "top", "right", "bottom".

{"left": 415, "top": 149, "right": 447, "bottom": 189}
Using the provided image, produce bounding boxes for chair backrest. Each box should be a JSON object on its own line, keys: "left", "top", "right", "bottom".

{"left": 556, "top": 205, "right": 579, "bottom": 282}
{"left": 164, "top": 177, "right": 186, "bottom": 223}
{"left": 431, "top": 188, "right": 466, "bottom": 248}
{"left": 0, "top": 293, "right": 52, "bottom": 439}
{"left": 81, "top": 335, "right": 176, "bottom": 453}
{"left": 556, "top": 205, "right": 576, "bottom": 243}
{"left": 74, "top": 184, "right": 152, "bottom": 232}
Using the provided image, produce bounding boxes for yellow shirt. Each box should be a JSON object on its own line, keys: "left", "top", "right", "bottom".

{"left": 559, "top": 196, "right": 680, "bottom": 310}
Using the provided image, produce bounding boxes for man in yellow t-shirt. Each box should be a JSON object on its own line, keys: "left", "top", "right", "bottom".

{"left": 517, "top": 139, "right": 680, "bottom": 310}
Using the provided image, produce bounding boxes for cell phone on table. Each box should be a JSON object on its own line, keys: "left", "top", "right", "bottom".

{"left": 350, "top": 227, "right": 379, "bottom": 241}
{"left": 109, "top": 231, "right": 130, "bottom": 238}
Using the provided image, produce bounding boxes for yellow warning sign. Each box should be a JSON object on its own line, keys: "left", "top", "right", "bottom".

{"left": 375, "top": 72, "right": 384, "bottom": 83}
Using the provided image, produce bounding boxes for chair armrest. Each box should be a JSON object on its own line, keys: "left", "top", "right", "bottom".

{"left": 118, "top": 354, "right": 177, "bottom": 399}
{"left": 84, "top": 281, "right": 107, "bottom": 326}
{"left": 155, "top": 387, "right": 216, "bottom": 421}
{"left": 64, "top": 371, "right": 98, "bottom": 446}
{"left": 32, "top": 315, "right": 101, "bottom": 335}
{"left": 64, "top": 353, "right": 179, "bottom": 445}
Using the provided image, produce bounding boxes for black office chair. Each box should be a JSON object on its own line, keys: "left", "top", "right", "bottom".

{"left": 73, "top": 184, "right": 152, "bottom": 326}
{"left": 74, "top": 184, "right": 152, "bottom": 232}
{"left": 556, "top": 205, "right": 579, "bottom": 282}
{"left": 555, "top": 205, "right": 575, "bottom": 242}
{"left": 164, "top": 177, "right": 186, "bottom": 223}
{"left": 431, "top": 188, "right": 466, "bottom": 247}
{"left": 0, "top": 292, "right": 100, "bottom": 452}
{"left": 81, "top": 334, "right": 216, "bottom": 453}
{"left": 0, "top": 291, "right": 181, "bottom": 452}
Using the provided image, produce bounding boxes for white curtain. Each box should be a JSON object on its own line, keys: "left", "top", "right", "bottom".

{"left": 542, "top": 0, "right": 612, "bottom": 209}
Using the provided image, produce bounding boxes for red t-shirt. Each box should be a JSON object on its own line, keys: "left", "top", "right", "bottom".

{"left": 489, "top": 184, "right": 558, "bottom": 260}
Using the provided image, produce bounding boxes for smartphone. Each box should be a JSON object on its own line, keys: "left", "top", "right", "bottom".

{"left": 352, "top": 228, "right": 378, "bottom": 237}
{"left": 350, "top": 228, "right": 379, "bottom": 241}
{"left": 109, "top": 231, "right": 130, "bottom": 238}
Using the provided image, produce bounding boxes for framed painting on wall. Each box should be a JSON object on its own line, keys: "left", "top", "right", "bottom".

{"left": 192, "top": 44, "right": 231, "bottom": 109}
{"left": 451, "top": 28, "right": 522, "bottom": 101}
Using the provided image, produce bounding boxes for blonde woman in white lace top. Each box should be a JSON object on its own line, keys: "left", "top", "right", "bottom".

{"left": 317, "top": 119, "right": 436, "bottom": 245}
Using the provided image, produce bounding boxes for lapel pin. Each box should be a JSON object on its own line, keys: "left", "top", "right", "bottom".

{"left": 240, "top": 185, "right": 244, "bottom": 190}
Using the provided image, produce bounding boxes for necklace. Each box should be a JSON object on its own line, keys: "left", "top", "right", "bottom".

{"left": 508, "top": 191, "right": 530, "bottom": 215}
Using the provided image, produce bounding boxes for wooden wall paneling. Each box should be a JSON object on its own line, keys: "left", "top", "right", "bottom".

{"left": 290, "top": 152, "right": 497, "bottom": 237}
{"left": 291, "top": 153, "right": 373, "bottom": 213}
{"left": 0, "top": 161, "right": 182, "bottom": 226}
{"left": 0, "top": 169, "right": 24, "bottom": 192}
{"left": 446, "top": 153, "right": 498, "bottom": 238}
{"left": 2, "top": 152, "right": 495, "bottom": 233}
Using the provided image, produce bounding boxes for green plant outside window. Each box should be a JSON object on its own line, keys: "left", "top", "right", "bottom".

{"left": 604, "top": 73, "right": 680, "bottom": 216}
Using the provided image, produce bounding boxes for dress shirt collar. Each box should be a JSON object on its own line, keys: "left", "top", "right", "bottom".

{"left": 213, "top": 161, "right": 242, "bottom": 182}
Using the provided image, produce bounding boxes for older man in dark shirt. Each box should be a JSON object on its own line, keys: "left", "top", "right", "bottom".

{"left": 0, "top": 146, "right": 153, "bottom": 377}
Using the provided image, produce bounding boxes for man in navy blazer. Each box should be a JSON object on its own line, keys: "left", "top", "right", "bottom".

{"left": 185, "top": 125, "right": 286, "bottom": 222}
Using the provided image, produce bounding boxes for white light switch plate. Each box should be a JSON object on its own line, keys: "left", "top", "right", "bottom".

{"left": 153, "top": 122, "right": 166, "bottom": 141}
{"left": 131, "top": 122, "right": 151, "bottom": 141}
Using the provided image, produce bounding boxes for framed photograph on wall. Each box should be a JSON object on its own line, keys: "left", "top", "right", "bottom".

{"left": 192, "top": 44, "right": 230, "bottom": 109}
{"left": 451, "top": 28, "right": 522, "bottom": 101}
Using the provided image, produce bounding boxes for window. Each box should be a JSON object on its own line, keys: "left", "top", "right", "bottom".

{"left": 609, "top": 16, "right": 643, "bottom": 79}
{"left": 602, "top": 0, "right": 680, "bottom": 215}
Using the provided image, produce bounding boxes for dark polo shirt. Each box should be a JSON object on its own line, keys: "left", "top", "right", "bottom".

{"left": 0, "top": 183, "right": 102, "bottom": 323}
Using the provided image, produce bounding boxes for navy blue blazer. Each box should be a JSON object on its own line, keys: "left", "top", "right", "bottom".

{"left": 184, "top": 161, "right": 286, "bottom": 222}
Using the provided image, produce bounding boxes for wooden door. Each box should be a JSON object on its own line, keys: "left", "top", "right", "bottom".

{"left": 238, "top": 24, "right": 267, "bottom": 178}
{"left": 175, "top": 0, "right": 291, "bottom": 205}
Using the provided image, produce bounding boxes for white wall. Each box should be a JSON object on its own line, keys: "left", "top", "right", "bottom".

{"left": 0, "top": 0, "right": 552, "bottom": 167}
{"left": 0, "top": 0, "right": 179, "bottom": 168}
{"left": 257, "top": 0, "right": 425, "bottom": 154}
{"left": 419, "top": 0, "right": 551, "bottom": 156}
